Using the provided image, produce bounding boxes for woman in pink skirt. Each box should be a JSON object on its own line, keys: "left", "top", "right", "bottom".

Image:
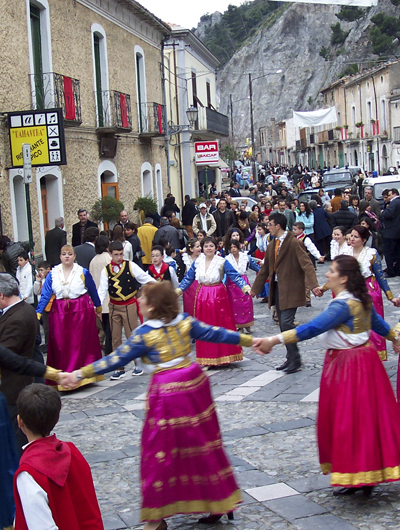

{"left": 36, "top": 245, "right": 103, "bottom": 390}
{"left": 181, "top": 238, "right": 202, "bottom": 316}
{"left": 343, "top": 225, "right": 394, "bottom": 360}
{"left": 254, "top": 255, "right": 400, "bottom": 497}
{"left": 60, "top": 282, "right": 251, "bottom": 530}
{"left": 225, "top": 240, "right": 260, "bottom": 333}
{"left": 178, "top": 237, "right": 251, "bottom": 366}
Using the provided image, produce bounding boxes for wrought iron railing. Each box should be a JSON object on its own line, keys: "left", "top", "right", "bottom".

{"left": 138, "top": 102, "right": 165, "bottom": 135}
{"left": 95, "top": 90, "right": 132, "bottom": 130}
{"left": 30, "top": 72, "right": 82, "bottom": 124}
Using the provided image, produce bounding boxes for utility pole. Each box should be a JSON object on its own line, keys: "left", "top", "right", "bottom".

{"left": 249, "top": 73, "right": 256, "bottom": 183}
{"left": 230, "top": 93, "right": 234, "bottom": 169}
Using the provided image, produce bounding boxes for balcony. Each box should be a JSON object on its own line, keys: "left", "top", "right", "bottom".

{"left": 30, "top": 72, "right": 82, "bottom": 125}
{"left": 96, "top": 90, "right": 132, "bottom": 132}
{"left": 138, "top": 102, "right": 165, "bottom": 137}
{"left": 309, "top": 133, "right": 315, "bottom": 145}
{"left": 192, "top": 107, "right": 229, "bottom": 138}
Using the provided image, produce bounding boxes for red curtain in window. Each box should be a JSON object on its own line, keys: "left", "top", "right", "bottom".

{"left": 157, "top": 104, "right": 163, "bottom": 134}
{"left": 63, "top": 76, "right": 76, "bottom": 120}
{"left": 119, "top": 93, "right": 129, "bottom": 128}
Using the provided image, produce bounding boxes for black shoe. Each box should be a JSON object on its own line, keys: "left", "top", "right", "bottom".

{"left": 198, "top": 512, "right": 234, "bottom": 524}
{"left": 284, "top": 364, "right": 301, "bottom": 374}
{"left": 333, "top": 487, "right": 358, "bottom": 496}
{"left": 276, "top": 360, "right": 290, "bottom": 371}
{"left": 305, "top": 301, "right": 312, "bottom": 307}
{"left": 362, "top": 486, "right": 374, "bottom": 498}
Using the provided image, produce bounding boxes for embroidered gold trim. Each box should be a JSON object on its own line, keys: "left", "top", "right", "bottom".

{"left": 140, "top": 489, "right": 242, "bottom": 522}
{"left": 147, "top": 403, "right": 215, "bottom": 430}
{"left": 44, "top": 366, "right": 61, "bottom": 382}
{"left": 197, "top": 353, "right": 243, "bottom": 365}
{"left": 321, "top": 462, "right": 400, "bottom": 485}
{"left": 81, "top": 364, "right": 95, "bottom": 379}
{"left": 151, "top": 439, "right": 223, "bottom": 463}
{"left": 377, "top": 349, "right": 387, "bottom": 361}
{"left": 156, "top": 372, "right": 207, "bottom": 393}
{"left": 239, "top": 334, "right": 252, "bottom": 347}
{"left": 57, "top": 375, "right": 104, "bottom": 391}
{"left": 281, "top": 329, "right": 299, "bottom": 344}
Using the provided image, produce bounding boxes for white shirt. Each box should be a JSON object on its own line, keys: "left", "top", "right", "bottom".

{"left": 16, "top": 471, "right": 58, "bottom": 530}
{"left": 16, "top": 262, "right": 34, "bottom": 304}
{"left": 194, "top": 254, "right": 224, "bottom": 284}
{"left": 98, "top": 261, "right": 155, "bottom": 305}
{"left": 152, "top": 263, "right": 179, "bottom": 289}
{"left": 200, "top": 213, "right": 208, "bottom": 232}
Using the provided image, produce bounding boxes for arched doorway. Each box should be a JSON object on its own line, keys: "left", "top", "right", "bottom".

{"left": 36, "top": 166, "right": 64, "bottom": 255}
{"left": 98, "top": 160, "right": 119, "bottom": 199}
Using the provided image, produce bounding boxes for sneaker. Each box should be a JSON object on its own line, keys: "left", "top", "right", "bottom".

{"left": 132, "top": 367, "right": 144, "bottom": 376}
{"left": 110, "top": 370, "right": 125, "bottom": 380}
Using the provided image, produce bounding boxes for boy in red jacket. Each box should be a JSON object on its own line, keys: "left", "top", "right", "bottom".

{"left": 13, "top": 384, "right": 104, "bottom": 530}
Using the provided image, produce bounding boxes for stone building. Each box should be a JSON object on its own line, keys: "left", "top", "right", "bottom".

{"left": 0, "top": 0, "right": 170, "bottom": 255}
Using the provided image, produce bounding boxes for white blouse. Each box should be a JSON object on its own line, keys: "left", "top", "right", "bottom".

{"left": 342, "top": 246, "right": 375, "bottom": 279}
{"left": 226, "top": 252, "right": 249, "bottom": 276}
{"left": 51, "top": 263, "right": 87, "bottom": 299}
{"left": 330, "top": 240, "right": 350, "bottom": 260}
{"left": 194, "top": 254, "right": 224, "bottom": 284}
{"left": 182, "top": 252, "right": 195, "bottom": 272}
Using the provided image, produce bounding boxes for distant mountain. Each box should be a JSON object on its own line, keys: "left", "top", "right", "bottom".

{"left": 193, "top": 0, "right": 400, "bottom": 145}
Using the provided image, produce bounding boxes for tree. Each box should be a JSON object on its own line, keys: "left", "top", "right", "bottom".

{"left": 91, "top": 197, "right": 125, "bottom": 225}
{"left": 338, "top": 63, "right": 359, "bottom": 78}
{"left": 336, "top": 6, "right": 364, "bottom": 22}
{"left": 370, "top": 13, "right": 400, "bottom": 55}
{"left": 330, "top": 22, "right": 350, "bottom": 46}
{"left": 319, "top": 46, "right": 330, "bottom": 60}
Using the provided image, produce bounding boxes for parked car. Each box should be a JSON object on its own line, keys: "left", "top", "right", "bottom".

{"left": 362, "top": 175, "right": 400, "bottom": 208}
{"left": 274, "top": 174, "right": 293, "bottom": 191}
{"left": 321, "top": 169, "right": 354, "bottom": 196}
{"left": 338, "top": 166, "right": 366, "bottom": 178}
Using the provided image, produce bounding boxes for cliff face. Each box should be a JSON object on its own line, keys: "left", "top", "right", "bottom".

{"left": 196, "top": 0, "right": 400, "bottom": 144}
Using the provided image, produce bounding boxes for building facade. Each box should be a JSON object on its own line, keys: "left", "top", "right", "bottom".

{"left": 163, "top": 27, "right": 229, "bottom": 206}
{"left": 0, "top": 0, "right": 170, "bottom": 254}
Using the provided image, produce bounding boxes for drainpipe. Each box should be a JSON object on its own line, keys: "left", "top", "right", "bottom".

{"left": 371, "top": 75, "right": 380, "bottom": 174}
{"left": 161, "top": 38, "right": 171, "bottom": 189}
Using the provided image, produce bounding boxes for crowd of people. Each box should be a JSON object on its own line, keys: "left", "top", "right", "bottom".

{"left": 2, "top": 174, "right": 400, "bottom": 529}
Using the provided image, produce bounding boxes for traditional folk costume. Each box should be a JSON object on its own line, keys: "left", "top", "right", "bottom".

{"left": 296, "top": 232, "right": 322, "bottom": 304}
{"left": 148, "top": 262, "right": 179, "bottom": 289}
{"left": 182, "top": 253, "right": 198, "bottom": 317}
{"left": 78, "top": 315, "right": 251, "bottom": 521}
{"left": 36, "top": 264, "right": 103, "bottom": 390}
{"left": 98, "top": 260, "right": 155, "bottom": 351}
{"left": 343, "top": 246, "right": 393, "bottom": 360}
{"left": 13, "top": 435, "right": 103, "bottom": 530}
{"left": 225, "top": 252, "right": 260, "bottom": 329}
{"left": 330, "top": 240, "right": 350, "bottom": 260}
{"left": 177, "top": 254, "right": 250, "bottom": 365}
{"left": 280, "top": 291, "right": 400, "bottom": 488}
{"left": 255, "top": 233, "right": 271, "bottom": 300}
{"left": 0, "top": 393, "right": 18, "bottom": 530}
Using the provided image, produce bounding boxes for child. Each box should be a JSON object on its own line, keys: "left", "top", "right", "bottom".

{"left": 215, "top": 236, "right": 225, "bottom": 257}
{"left": 13, "top": 384, "right": 104, "bottom": 530}
{"left": 292, "top": 221, "right": 324, "bottom": 307}
{"left": 98, "top": 240, "right": 155, "bottom": 380}
{"left": 163, "top": 242, "right": 178, "bottom": 273}
{"left": 16, "top": 252, "right": 34, "bottom": 304}
{"left": 148, "top": 245, "right": 179, "bottom": 289}
{"left": 196, "top": 229, "right": 207, "bottom": 243}
{"left": 33, "top": 261, "right": 52, "bottom": 350}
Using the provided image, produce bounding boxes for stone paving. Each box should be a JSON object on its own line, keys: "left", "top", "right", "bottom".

{"left": 55, "top": 263, "right": 400, "bottom": 530}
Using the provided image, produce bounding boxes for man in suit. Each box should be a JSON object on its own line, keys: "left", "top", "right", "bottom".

{"left": 229, "top": 182, "right": 242, "bottom": 197}
{"left": 250, "top": 212, "right": 322, "bottom": 374}
{"left": 73, "top": 226, "right": 99, "bottom": 269}
{"left": 71, "top": 208, "right": 98, "bottom": 247}
{"left": 364, "top": 186, "right": 382, "bottom": 219}
{"left": 382, "top": 188, "right": 400, "bottom": 277}
{"left": 45, "top": 217, "right": 67, "bottom": 267}
{"left": 0, "top": 274, "right": 39, "bottom": 449}
{"left": 212, "top": 198, "right": 235, "bottom": 237}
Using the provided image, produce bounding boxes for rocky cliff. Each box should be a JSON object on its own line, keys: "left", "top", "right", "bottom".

{"left": 194, "top": 0, "right": 400, "bottom": 145}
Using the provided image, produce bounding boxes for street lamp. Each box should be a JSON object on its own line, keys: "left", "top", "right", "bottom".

{"left": 168, "top": 106, "right": 199, "bottom": 135}
{"left": 229, "top": 95, "right": 250, "bottom": 168}
{"left": 249, "top": 69, "right": 283, "bottom": 180}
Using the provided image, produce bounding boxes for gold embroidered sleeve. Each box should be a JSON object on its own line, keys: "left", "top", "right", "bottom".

{"left": 81, "top": 364, "right": 95, "bottom": 379}
{"left": 281, "top": 329, "right": 299, "bottom": 344}
{"left": 322, "top": 282, "right": 329, "bottom": 293}
{"left": 386, "top": 328, "right": 397, "bottom": 341}
{"left": 96, "top": 305, "right": 103, "bottom": 313}
{"left": 37, "top": 313, "right": 42, "bottom": 320}
{"left": 386, "top": 290, "right": 394, "bottom": 301}
{"left": 175, "top": 288, "right": 182, "bottom": 297}
{"left": 239, "top": 334, "right": 252, "bottom": 347}
{"left": 44, "top": 366, "right": 61, "bottom": 382}
{"left": 241, "top": 285, "right": 251, "bottom": 294}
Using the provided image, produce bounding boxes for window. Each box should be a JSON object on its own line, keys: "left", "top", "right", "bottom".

{"left": 91, "top": 24, "right": 109, "bottom": 127}
{"left": 141, "top": 162, "right": 153, "bottom": 198}
{"left": 352, "top": 106, "right": 356, "bottom": 126}
{"left": 192, "top": 72, "right": 197, "bottom": 108}
{"left": 155, "top": 164, "right": 163, "bottom": 211}
{"left": 206, "top": 81, "right": 211, "bottom": 108}
{"left": 337, "top": 111, "right": 341, "bottom": 127}
{"left": 135, "top": 46, "right": 147, "bottom": 133}
{"left": 27, "top": 0, "right": 53, "bottom": 108}
{"left": 381, "top": 99, "right": 386, "bottom": 132}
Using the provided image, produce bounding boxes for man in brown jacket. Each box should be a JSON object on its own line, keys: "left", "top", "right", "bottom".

{"left": 251, "top": 212, "right": 323, "bottom": 373}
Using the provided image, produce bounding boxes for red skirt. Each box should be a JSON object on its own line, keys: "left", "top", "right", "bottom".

{"left": 140, "top": 363, "right": 241, "bottom": 521}
{"left": 318, "top": 344, "right": 400, "bottom": 486}
{"left": 194, "top": 283, "right": 243, "bottom": 365}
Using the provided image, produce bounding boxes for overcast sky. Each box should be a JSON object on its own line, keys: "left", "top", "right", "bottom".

{"left": 144, "top": 0, "right": 241, "bottom": 29}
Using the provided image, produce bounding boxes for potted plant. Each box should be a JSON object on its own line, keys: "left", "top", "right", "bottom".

{"left": 370, "top": 119, "right": 376, "bottom": 124}
{"left": 133, "top": 196, "right": 159, "bottom": 224}
{"left": 343, "top": 124, "right": 349, "bottom": 129}
{"left": 355, "top": 121, "right": 364, "bottom": 128}
{"left": 335, "top": 125, "right": 342, "bottom": 131}
{"left": 91, "top": 196, "right": 125, "bottom": 229}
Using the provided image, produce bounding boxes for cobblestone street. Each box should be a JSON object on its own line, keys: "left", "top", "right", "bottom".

{"left": 56, "top": 263, "right": 400, "bottom": 530}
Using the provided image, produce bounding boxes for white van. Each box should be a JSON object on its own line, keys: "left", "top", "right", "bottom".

{"left": 362, "top": 175, "right": 400, "bottom": 206}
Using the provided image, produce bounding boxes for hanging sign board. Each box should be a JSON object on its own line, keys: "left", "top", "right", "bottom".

{"left": 195, "top": 141, "right": 219, "bottom": 166}
{"left": 8, "top": 108, "right": 67, "bottom": 167}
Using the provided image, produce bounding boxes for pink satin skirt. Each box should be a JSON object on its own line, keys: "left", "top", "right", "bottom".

{"left": 194, "top": 283, "right": 242, "bottom": 365}
{"left": 226, "top": 276, "right": 254, "bottom": 328}
{"left": 366, "top": 276, "right": 386, "bottom": 360}
{"left": 318, "top": 344, "right": 400, "bottom": 486}
{"left": 183, "top": 280, "right": 198, "bottom": 317}
{"left": 46, "top": 294, "right": 102, "bottom": 373}
{"left": 140, "top": 363, "right": 241, "bottom": 521}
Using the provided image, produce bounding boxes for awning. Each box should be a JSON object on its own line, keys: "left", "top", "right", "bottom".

{"left": 293, "top": 107, "right": 337, "bottom": 127}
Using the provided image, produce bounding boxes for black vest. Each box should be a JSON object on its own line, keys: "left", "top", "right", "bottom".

{"left": 106, "top": 261, "right": 141, "bottom": 301}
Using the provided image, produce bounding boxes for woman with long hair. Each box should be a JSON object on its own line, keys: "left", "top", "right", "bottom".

{"left": 330, "top": 226, "right": 350, "bottom": 260}
{"left": 254, "top": 255, "right": 400, "bottom": 497}
{"left": 60, "top": 282, "right": 251, "bottom": 529}
{"left": 295, "top": 202, "right": 314, "bottom": 238}
{"left": 112, "top": 224, "right": 133, "bottom": 261}
{"left": 223, "top": 227, "right": 245, "bottom": 256}
{"left": 178, "top": 237, "right": 251, "bottom": 366}
{"left": 344, "top": 225, "right": 394, "bottom": 360}
{"left": 181, "top": 238, "right": 202, "bottom": 316}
